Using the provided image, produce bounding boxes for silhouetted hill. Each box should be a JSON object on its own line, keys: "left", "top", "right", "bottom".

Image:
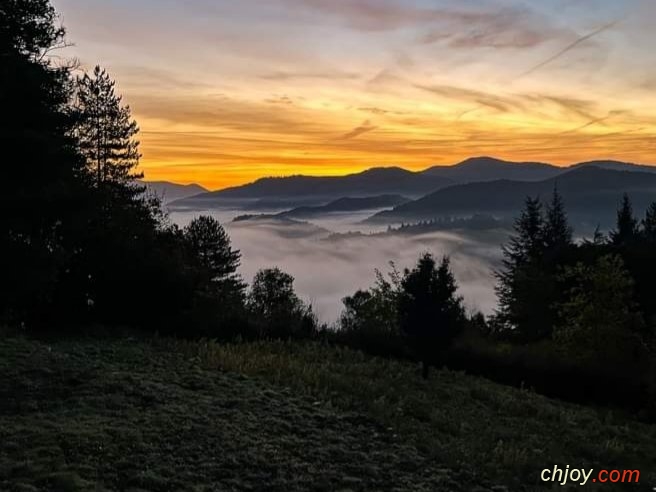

{"left": 143, "top": 181, "right": 208, "bottom": 204}
{"left": 370, "top": 167, "right": 656, "bottom": 225}
{"left": 278, "top": 194, "right": 409, "bottom": 219}
{"left": 168, "top": 157, "right": 656, "bottom": 210}
{"left": 422, "top": 156, "right": 560, "bottom": 182}
{"left": 570, "top": 160, "right": 656, "bottom": 174}
{"left": 170, "top": 168, "right": 453, "bottom": 209}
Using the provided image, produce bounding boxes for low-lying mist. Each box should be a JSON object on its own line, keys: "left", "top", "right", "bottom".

{"left": 170, "top": 209, "right": 508, "bottom": 324}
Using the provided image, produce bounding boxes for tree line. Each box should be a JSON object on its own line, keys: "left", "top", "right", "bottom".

{"left": 336, "top": 189, "right": 656, "bottom": 416}
{"left": 1, "top": 0, "right": 317, "bottom": 340}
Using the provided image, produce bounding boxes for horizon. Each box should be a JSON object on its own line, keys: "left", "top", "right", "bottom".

{"left": 147, "top": 155, "right": 656, "bottom": 190}
{"left": 52, "top": 0, "right": 656, "bottom": 189}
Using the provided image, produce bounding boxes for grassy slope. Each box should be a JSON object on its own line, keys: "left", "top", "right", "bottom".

{"left": 1, "top": 336, "right": 654, "bottom": 491}
{"left": 0, "top": 336, "right": 488, "bottom": 492}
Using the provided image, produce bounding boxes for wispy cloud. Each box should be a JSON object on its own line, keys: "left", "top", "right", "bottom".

{"left": 519, "top": 20, "right": 620, "bottom": 78}
{"left": 339, "top": 120, "right": 378, "bottom": 140}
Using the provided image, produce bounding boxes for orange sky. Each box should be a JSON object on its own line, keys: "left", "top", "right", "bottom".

{"left": 54, "top": 0, "right": 656, "bottom": 190}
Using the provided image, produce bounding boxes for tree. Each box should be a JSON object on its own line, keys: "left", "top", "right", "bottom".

{"left": 248, "top": 268, "right": 316, "bottom": 339}
{"left": 543, "top": 186, "right": 572, "bottom": 251}
{"left": 0, "top": 0, "right": 85, "bottom": 324}
{"left": 184, "top": 216, "right": 242, "bottom": 287}
{"left": 339, "top": 263, "right": 403, "bottom": 355}
{"left": 554, "top": 254, "right": 648, "bottom": 367}
{"left": 75, "top": 65, "right": 141, "bottom": 191}
{"left": 398, "top": 254, "right": 465, "bottom": 378}
{"left": 643, "top": 202, "right": 656, "bottom": 242}
{"left": 494, "top": 196, "right": 550, "bottom": 340}
{"left": 611, "top": 193, "right": 638, "bottom": 245}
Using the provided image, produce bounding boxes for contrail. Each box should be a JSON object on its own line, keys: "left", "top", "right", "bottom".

{"left": 519, "top": 20, "right": 619, "bottom": 78}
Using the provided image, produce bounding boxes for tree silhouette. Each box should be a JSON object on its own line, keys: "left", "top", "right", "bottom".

{"left": 248, "top": 268, "right": 316, "bottom": 339}
{"left": 494, "top": 196, "right": 547, "bottom": 338}
{"left": 543, "top": 186, "right": 572, "bottom": 251}
{"left": 1, "top": 0, "right": 85, "bottom": 323}
{"left": 611, "top": 193, "right": 638, "bottom": 245}
{"left": 75, "top": 66, "right": 141, "bottom": 190}
{"left": 398, "top": 253, "right": 465, "bottom": 378}
{"left": 643, "top": 202, "right": 656, "bottom": 241}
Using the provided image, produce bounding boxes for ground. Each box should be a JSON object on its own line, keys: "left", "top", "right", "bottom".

{"left": 0, "top": 335, "right": 654, "bottom": 491}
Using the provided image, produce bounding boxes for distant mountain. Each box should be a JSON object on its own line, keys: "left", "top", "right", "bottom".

{"left": 278, "top": 195, "right": 409, "bottom": 219}
{"left": 369, "top": 167, "right": 656, "bottom": 226}
{"left": 422, "top": 156, "right": 560, "bottom": 182}
{"left": 143, "top": 181, "right": 208, "bottom": 204}
{"left": 167, "top": 157, "right": 656, "bottom": 211}
{"left": 570, "top": 160, "right": 656, "bottom": 174}
{"left": 170, "top": 167, "right": 453, "bottom": 209}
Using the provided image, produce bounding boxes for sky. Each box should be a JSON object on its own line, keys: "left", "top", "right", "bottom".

{"left": 52, "top": 0, "right": 656, "bottom": 189}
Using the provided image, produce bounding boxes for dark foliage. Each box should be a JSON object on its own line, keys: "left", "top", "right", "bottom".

{"left": 247, "top": 268, "right": 317, "bottom": 339}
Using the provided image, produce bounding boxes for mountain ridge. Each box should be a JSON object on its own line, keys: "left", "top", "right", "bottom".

{"left": 164, "top": 157, "right": 656, "bottom": 209}
{"left": 368, "top": 166, "right": 656, "bottom": 225}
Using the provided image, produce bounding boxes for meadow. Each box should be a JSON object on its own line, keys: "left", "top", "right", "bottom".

{"left": 1, "top": 334, "right": 654, "bottom": 491}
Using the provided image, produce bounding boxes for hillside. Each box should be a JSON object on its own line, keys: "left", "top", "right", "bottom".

{"left": 1, "top": 336, "right": 654, "bottom": 491}
{"left": 370, "top": 167, "right": 656, "bottom": 224}
{"left": 278, "top": 194, "right": 409, "bottom": 219}
{"left": 170, "top": 168, "right": 452, "bottom": 209}
{"left": 422, "top": 156, "right": 560, "bottom": 182}
{"left": 142, "top": 181, "right": 208, "bottom": 204}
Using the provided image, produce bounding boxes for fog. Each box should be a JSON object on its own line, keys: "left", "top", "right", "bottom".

{"left": 170, "top": 208, "right": 507, "bottom": 324}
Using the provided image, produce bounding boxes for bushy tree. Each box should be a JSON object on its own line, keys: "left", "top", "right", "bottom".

{"left": 398, "top": 254, "right": 465, "bottom": 378}
{"left": 339, "top": 264, "right": 403, "bottom": 355}
{"left": 554, "top": 254, "right": 648, "bottom": 367}
{"left": 248, "top": 268, "right": 316, "bottom": 339}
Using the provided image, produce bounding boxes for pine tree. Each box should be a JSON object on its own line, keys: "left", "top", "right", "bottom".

{"left": 184, "top": 216, "right": 242, "bottom": 287}
{"left": 611, "top": 193, "right": 638, "bottom": 245}
{"left": 75, "top": 66, "right": 142, "bottom": 192}
{"left": 494, "top": 196, "right": 545, "bottom": 336}
{"left": 643, "top": 202, "right": 656, "bottom": 241}
{"left": 543, "top": 185, "right": 572, "bottom": 250}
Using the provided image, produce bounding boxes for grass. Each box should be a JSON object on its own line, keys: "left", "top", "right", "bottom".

{"left": 171, "top": 339, "right": 656, "bottom": 491}
{"left": 0, "top": 335, "right": 654, "bottom": 491}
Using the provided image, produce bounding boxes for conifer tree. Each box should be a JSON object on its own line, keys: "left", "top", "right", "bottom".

{"left": 494, "top": 196, "right": 546, "bottom": 337}
{"left": 611, "top": 193, "right": 638, "bottom": 245}
{"left": 75, "top": 65, "right": 142, "bottom": 192}
{"left": 543, "top": 185, "right": 573, "bottom": 250}
{"left": 643, "top": 202, "right": 656, "bottom": 241}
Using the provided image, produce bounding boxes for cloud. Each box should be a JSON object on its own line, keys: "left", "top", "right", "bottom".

{"left": 419, "top": 6, "right": 569, "bottom": 50}
{"left": 519, "top": 20, "right": 619, "bottom": 77}
{"left": 339, "top": 120, "right": 378, "bottom": 140}
{"left": 265, "top": 95, "right": 294, "bottom": 105}
{"left": 416, "top": 84, "right": 523, "bottom": 114}
{"left": 260, "top": 70, "right": 360, "bottom": 81}
{"left": 200, "top": 215, "right": 505, "bottom": 323}
{"left": 559, "top": 110, "right": 626, "bottom": 134}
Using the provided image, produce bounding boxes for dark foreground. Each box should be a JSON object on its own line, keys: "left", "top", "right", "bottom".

{"left": 0, "top": 336, "right": 654, "bottom": 491}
